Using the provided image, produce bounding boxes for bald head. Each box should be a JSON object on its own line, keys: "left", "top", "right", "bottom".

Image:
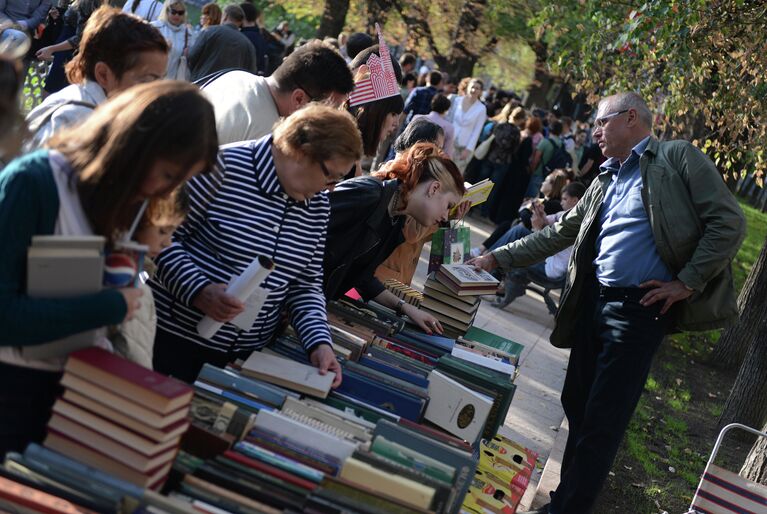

{"left": 593, "top": 92, "right": 653, "bottom": 161}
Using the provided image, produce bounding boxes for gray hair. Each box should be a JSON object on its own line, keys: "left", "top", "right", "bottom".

{"left": 600, "top": 92, "right": 653, "bottom": 128}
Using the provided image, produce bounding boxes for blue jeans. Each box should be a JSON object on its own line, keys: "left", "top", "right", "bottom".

{"left": 496, "top": 261, "right": 549, "bottom": 305}
{"left": 525, "top": 172, "right": 543, "bottom": 198}
{"left": 488, "top": 224, "right": 532, "bottom": 252}
{"left": 550, "top": 280, "right": 671, "bottom": 514}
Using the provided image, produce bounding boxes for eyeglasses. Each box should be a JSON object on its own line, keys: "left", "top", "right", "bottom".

{"left": 319, "top": 161, "right": 345, "bottom": 186}
{"left": 169, "top": 8, "right": 185, "bottom": 15}
{"left": 594, "top": 109, "right": 629, "bottom": 128}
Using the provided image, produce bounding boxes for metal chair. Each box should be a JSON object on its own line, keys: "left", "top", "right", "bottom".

{"left": 525, "top": 275, "right": 565, "bottom": 316}
{"left": 685, "top": 423, "right": 767, "bottom": 514}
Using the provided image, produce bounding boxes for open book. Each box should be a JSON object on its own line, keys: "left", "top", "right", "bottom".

{"left": 451, "top": 179, "right": 494, "bottom": 215}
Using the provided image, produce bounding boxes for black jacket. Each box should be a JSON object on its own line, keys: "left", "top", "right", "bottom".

{"left": 324, "top": 177, "right": 404, "bottom": 301}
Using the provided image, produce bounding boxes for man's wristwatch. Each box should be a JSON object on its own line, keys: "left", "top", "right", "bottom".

{"left": 394, "top": 299, "right": 406, "bottom": 316}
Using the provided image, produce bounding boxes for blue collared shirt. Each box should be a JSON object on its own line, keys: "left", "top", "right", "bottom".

{"left": 594, "top": 136, "right": 673, "bottom": 287}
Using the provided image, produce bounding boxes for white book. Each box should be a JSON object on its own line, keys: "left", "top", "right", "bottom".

{"left": 450, "top": 346, "right": 516, "bottom": 377}
{"left": 241, "top": 351, "right": 335, "bottom": 398}
{"left": 253, "top": 409, "right": 357, "bottom": 461}
{"left": 424, "top": 370, "right": 493, "bottom": 443}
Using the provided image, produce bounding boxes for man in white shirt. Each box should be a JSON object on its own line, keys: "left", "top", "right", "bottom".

{"left": 200, "top": 41, "right": 353, "bottom": 145}
{"left": 494, "top": 181, "right": 586, "bottom": 308}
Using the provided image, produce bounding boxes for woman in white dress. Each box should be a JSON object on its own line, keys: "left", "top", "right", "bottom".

{"left": 450, "top": 78, "right": 487, "bottom": 173}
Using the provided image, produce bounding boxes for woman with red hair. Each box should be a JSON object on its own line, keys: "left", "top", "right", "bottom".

{"left": 323, "top": 143, "right": 465, "bottom": 334}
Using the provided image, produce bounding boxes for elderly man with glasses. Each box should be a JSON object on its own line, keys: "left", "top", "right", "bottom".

{"left": 469, "top": 92, "right": 746, "bottom": 514}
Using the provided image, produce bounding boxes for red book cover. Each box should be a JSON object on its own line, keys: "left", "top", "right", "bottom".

{"left": 65, "top": 348, "right": 192, "bottom": 414}
{"left": 0, "top": 475, "right": 98, "bottom": 514}
{"left": 224, "top": 450, "right": 319, "bottom": 491}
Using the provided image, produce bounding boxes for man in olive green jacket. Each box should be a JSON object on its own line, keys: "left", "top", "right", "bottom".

{"left": 469, "top": 92, "right": 745, "bottom": 514}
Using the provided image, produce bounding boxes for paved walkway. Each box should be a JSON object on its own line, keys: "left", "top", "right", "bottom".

{"left": 411, "top": 214, "right": 570, "bottom": 509}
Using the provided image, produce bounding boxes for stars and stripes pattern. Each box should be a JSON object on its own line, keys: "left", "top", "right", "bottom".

{"left": 150, "top": 135, "right": 332, "bottom": 354}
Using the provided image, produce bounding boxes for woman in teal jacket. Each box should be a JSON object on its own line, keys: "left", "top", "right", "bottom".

{"left": 0, "top": 80, "right": 217, "bottom": 456}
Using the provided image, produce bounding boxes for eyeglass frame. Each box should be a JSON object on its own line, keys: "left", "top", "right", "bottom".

{"left": 168, "top": 7, "right": 186, "bottom": 15}
{"left": 594, "top": 109, "right": 629, "bottom": 128}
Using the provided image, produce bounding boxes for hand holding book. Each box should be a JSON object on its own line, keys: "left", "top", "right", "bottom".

{"left": 310, "top": 344, "right": 343, "bottom": 388}
{"left": 401, "top": 302, "right": 444, "bottom": 336}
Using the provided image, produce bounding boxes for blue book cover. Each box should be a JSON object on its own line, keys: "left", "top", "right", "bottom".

{"left": 358, "top": 356, "right": 430, "bottom": 388}
{"left": 23, "top": 444, "right": 142, "bottom": 501}
{"left": 194, "top": 380, "right": 275, "bottom": 413}
{"left": 198, "top": 363, "right": 293, "bottom": 407}
{"left": 399, "top": 328, "right": 456, "bottom": 353}
{"left": 335, "top": 369, "right": 426, "bottom": 422}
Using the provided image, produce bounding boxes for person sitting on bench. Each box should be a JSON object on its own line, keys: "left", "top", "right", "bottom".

{"left": 493, "top": 181, "right": 586, "bottom": 308}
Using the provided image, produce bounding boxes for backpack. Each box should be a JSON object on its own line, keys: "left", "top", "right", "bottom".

{"left": 542, "top": 137, "right": 572, "bottom": 175}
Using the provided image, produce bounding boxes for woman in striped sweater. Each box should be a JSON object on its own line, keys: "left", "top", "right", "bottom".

{"left": 150, "top": 105, "right": 363, "bottom": 385}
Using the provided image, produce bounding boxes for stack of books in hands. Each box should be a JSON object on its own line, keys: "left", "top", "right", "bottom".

{"left": 421, "top": 264, "right": 499, "bottom": 338}
{"left": 44, "top": 348, "right": 193, "bottom": 490}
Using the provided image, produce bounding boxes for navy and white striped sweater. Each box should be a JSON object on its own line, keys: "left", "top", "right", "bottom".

{"left": 150, "top": 135, "right": 332, "bottom": 353}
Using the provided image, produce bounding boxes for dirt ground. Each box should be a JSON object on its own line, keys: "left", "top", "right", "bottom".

{"left": 592, "top": 333, "right": 753, "bottom": 514}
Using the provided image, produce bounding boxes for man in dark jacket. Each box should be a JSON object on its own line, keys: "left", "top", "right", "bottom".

{"left": 238, "top": 2, "right": 266, "bottom": 75}
{"left": 188, "top": 4, "right": 257, "bottom": 82}
{"left": 469, "top": 92, "right": 746, "bottom": 514}
{"left": 404, "top": 70, "right": 442, "bottom": 117}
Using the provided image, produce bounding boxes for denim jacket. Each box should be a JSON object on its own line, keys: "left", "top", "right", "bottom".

{"left": 492, "top": 138, "right": 746, "bottom": 348}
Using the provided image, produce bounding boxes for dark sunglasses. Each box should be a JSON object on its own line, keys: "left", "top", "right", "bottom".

{"left": 169, "top": 8, "right": 185, "bottom": 15}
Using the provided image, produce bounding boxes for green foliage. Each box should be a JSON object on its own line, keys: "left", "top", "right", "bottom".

{"left": 532, "top": 0, "right": 767, "bottom": 180}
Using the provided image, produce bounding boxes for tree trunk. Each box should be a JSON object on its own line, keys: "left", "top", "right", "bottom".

{"left": 443, "top": 0, "right": 489, "bottom": 79}
{"left": 711, "top": 236, "right": 767, "bottom": 368}
{"left": 740, "top": 421, "right": 767, "bottom": 485}
{"left": 316, "top": 0, "right": 350, "bottom": 40}
{"left": 524, "top": 37, "right": 556, "bottom": 108}
{"left": 365, "top": 0, "right": 388, "bottom": 34}
{"left": 718, "top": 265, "right": 767, "bottom": 429}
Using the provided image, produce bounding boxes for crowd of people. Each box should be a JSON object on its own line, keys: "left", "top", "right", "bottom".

{"left": 0, "top": 6, "right": 748, "bottom": 514}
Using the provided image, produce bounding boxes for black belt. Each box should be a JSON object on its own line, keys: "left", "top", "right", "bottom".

{"left": 598, "top": 285, "right": 646, "bottom": 303}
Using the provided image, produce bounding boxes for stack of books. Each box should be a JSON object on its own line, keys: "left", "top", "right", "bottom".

{"left": 452, "top": 326, "right": 526, "bottom": 379}
{"left": 383, "top": 278, "right": 424, "bottom": 307}
{"left": 44, "top": 348, "right": 193, "bottom": 490}
{"left": 463, "top": 433, "right": 539, "bottom": 513}
{"left": 0, "top": 444, "right": 196, "bottom": 513}
{"left": 420, "top": 274, "right": 478, "bottom": 339}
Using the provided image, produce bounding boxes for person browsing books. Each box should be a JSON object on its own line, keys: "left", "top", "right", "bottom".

{"left": 0, "top": 81, "right": 218, "bottom": 456}
{"left": 324, "top": 142, "right": 466, "bottom": 335}
{"left": 150, "top": 105, "right": 363, "bottom": 386}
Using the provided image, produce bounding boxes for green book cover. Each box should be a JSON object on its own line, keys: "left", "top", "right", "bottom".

{"left": 463, "top": 327, "right": 524, "bottom": 365}
{"left": 370, "top": 436, "right": 455, "bottom": 484}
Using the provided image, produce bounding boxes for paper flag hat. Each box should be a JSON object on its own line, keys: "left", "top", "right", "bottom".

{"left": 348, "top": 24, "right": 400, "bottom": 107}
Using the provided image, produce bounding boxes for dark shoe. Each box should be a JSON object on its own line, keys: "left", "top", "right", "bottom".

{"left": 517, "top": 504, "right": 549, "bottom": 514}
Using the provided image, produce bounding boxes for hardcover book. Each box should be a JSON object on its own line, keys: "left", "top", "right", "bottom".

{"left": 65, "top": 348, "right": 193, "bottom": 415}
{"left": 240, "top": 352, "right": 334, "bottom": 399}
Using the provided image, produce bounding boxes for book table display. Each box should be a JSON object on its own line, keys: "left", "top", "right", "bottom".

{"left": 0, "top": 265, "right": 539, "bottom": 514}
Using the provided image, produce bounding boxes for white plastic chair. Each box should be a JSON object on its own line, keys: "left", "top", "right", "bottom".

{"left": 686, "top": 423, "right": 767, "bottom": 514}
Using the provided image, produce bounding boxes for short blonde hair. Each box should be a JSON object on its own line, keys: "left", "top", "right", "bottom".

{"left": 273, "top": 104, "right": 363, "bottom": 163}
{"left": 159, "top": 0, "right": 187, "bottom": 23}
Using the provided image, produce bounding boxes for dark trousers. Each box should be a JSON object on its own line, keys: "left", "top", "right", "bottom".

{"left": 153, "top": 328, "right": 252, "bottom": 384}
{"left": 0, "top": 362, "right": 62, "bottom": 457}
{"left": 550, "top": 281, "right": 671, "bottom": 514}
